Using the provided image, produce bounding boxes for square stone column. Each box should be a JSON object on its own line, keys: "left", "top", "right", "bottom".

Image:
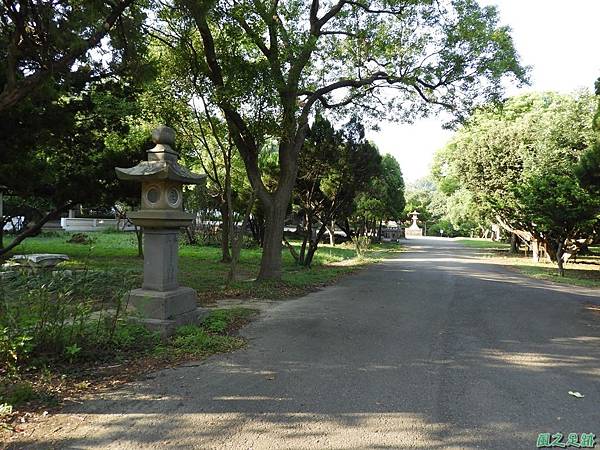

{"left": 142, "top": 229, "right": 179, "bottom": 291}
{"left": 127, "top": 228, "right": 204, "bottom": 336}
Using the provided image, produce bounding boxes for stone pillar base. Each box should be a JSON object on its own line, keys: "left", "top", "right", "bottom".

{"left": 129, "top": 308, "right": 210, "bottom": 338}
{"left": 125, "top": 287, "right": 208, "bottom": 337}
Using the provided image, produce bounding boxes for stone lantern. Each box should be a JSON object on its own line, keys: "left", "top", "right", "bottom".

{"left": 405, "top": 210, "right": 423, "bottom": 238}
{"left": 115, "top": 126, "right": 206, "bottom": 335}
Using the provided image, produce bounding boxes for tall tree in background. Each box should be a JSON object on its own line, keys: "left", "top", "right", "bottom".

{"left": 158, "top": 0, "right": 527, "bottom": 280}
{"left": 354, "top": 154, "right": 405, "bottom": 240}
{"left": 577, "top": 77, "right": 600, "bottom": 191}
{"left": 445, "top": 91, "right": 599, "bottom": 273}
{"left": 515, "top": 172, "right": 598, "bottom": 276}
{"left": 293, "top": 115, "right": 382, "bottom": 266}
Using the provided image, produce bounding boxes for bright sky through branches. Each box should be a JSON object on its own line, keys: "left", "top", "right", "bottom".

{"left": 367, "top": 0, "right": 600, "bottom": 184}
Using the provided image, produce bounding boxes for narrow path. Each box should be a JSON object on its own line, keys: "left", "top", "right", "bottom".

{"left": 9, "top": 238, "right": 600, "bottom": 449}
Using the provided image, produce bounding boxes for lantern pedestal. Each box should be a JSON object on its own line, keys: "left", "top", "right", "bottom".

{"left": 142, "top": 229, "right": 180, "bottom": 291}
{"left": 125, "top": 228, "right": 204, "bottom": 336}
{"left": 127, "top": 287, "right": 201, "bottom": 336}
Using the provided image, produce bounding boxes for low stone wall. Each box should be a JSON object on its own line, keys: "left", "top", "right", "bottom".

{"left": 405, "top": 228, "right": 423, "bottom": 237}
{"left": 60, "top": 218, "right": 134, "bottom": 232}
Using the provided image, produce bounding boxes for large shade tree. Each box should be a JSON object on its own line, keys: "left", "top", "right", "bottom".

{"left": 0, "top": 82, "right": 151, "bottom": 256}
{"left": 293, "top": 114, "right": 383, "bottom": 266}
{"left": 157, "top": 0, "right": 527, "bottom": 280}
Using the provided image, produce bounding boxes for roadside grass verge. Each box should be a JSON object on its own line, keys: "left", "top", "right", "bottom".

{"left": 508, "top": 257, "right": 600, "bottom": 288}
{"left": 454, "top": 238, "right": 511, "bottom": 250}
{"left": 456, "top": 238, "right": 600, "bottom": 288}
{"left": 1, "top": 308, "right": 257, "bottom": 433}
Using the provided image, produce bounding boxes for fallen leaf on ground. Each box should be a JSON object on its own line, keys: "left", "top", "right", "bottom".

{"left": 568, "top": 391, "right": 584, "bottom": 398}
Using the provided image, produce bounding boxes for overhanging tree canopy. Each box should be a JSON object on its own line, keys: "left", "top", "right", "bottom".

{"left": 157, "top": 0, "right": 528, "bottom": 280}
{"left": 0, "top": 0, "right": 146, "bottom": 114}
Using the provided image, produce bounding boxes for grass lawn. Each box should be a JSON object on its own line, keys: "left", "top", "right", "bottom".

{"left": 456, "top": 238, "right": 600, "bottom": 288}
{"left": 507, "top": 257, "right": 600, "bottom": 288}
{"left": 5, "top": 230, "right": 402, "bottom": 302}
{"left": 454, "top": 238, "right": 511, "bottom": 250}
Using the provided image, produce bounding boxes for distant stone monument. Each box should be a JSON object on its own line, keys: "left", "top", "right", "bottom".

{"left": 116, "top": 126, "right": 207, "bottom": 336}
{"left": 405, "top": 210, "right": 423, "bottom": 237}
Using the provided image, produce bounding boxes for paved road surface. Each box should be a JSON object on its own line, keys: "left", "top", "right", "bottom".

{"left": 8, "top": 238, "right": 600, "bottom": 449}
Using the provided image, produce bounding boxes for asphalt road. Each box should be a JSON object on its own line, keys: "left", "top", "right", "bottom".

{"left": 9, "top": 238, "right": 600, "bottom": 449}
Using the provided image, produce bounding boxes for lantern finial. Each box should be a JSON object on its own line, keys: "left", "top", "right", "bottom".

{"left": 152, "top": 125, "right": 175, "bottom": 146}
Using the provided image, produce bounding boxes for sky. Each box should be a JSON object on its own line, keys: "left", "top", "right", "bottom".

{"left": 366, "top": 0, "right": 600, "bottom": 184}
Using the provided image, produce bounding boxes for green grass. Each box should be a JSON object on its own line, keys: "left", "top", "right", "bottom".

{"left": 504, "top": 257, "right": 600, "bottom": 288}
{"left": 455, "top": 238, "right": 511, "bottom": 250}
{"left": 156, "top": 307, "right": 257, "bottom": 358}
{"left": 515, "top": 264, "right": 600, "bottom": 288}
{"left": 4, "top": 231, "right": 401, "bottom": 301}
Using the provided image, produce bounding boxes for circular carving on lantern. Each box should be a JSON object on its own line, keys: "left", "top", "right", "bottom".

{"left": 146, "top": 186, "right": 160, "bottom": 205}
{"left": 167, "top": 187, "right": 181, "bottom": 207}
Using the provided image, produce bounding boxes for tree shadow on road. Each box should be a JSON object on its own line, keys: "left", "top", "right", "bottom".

{"left": 7, "top": 240, "right": 600, "bottom": 450}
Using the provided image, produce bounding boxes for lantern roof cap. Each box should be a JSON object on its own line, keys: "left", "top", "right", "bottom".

{"left": 115, "top": 126, "right": 206, "bottom": 185}
{"left": 116, "top": 160, "right": 206, "bottom": 184}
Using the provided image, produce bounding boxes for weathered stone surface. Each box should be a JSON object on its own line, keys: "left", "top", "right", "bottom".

{"left": 12, "top": 253, "right": 69, "bottom": 268}
{"left": 141, "top": 229, "right": 179, "bottom": 291}
{"left": 115, "top": 160, "right": 206, "bottom": 184}
{"left": 127, "top": 286, "right": 198, "bottom": 321}
{"left": 130, "top": 307, "right": 209, "bottom": 338}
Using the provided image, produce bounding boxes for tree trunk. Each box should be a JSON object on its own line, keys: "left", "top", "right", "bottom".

{"left": 304, "top": 222, "right": 328, "bottom": 267}
{"left": 556, "top": 241, "right": 565, "bottom": 277}
{"left": 336, "top": 219, "right": 352, "bottom": 240}
{"left": 532, "top": 239, "right": 540, "bottom": 263}
{"left": 220, "top": 202, "right": 232, "bottom": 263}
{"left": 299, "top": 214, "right": 311, "bottom": 265}
{"left": 257, "top": 197, "right": 288, "bottom": 281}
{"left": 248, "top": 210, "right": 265, "bottom": 247}
{"left": 134, "top": 225, "right": 144, "bottom": 258}
{"left": 327, "top": 221, "right": 335, "bottom": 246}
{"left": 510, "top": 233, "right": 518, "bottom": 254}
{"left": 228, "top": 192, "right": 255, "bottom": 282}
{"left": 184, "top": 226, "right": 197, "bottom": 245}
